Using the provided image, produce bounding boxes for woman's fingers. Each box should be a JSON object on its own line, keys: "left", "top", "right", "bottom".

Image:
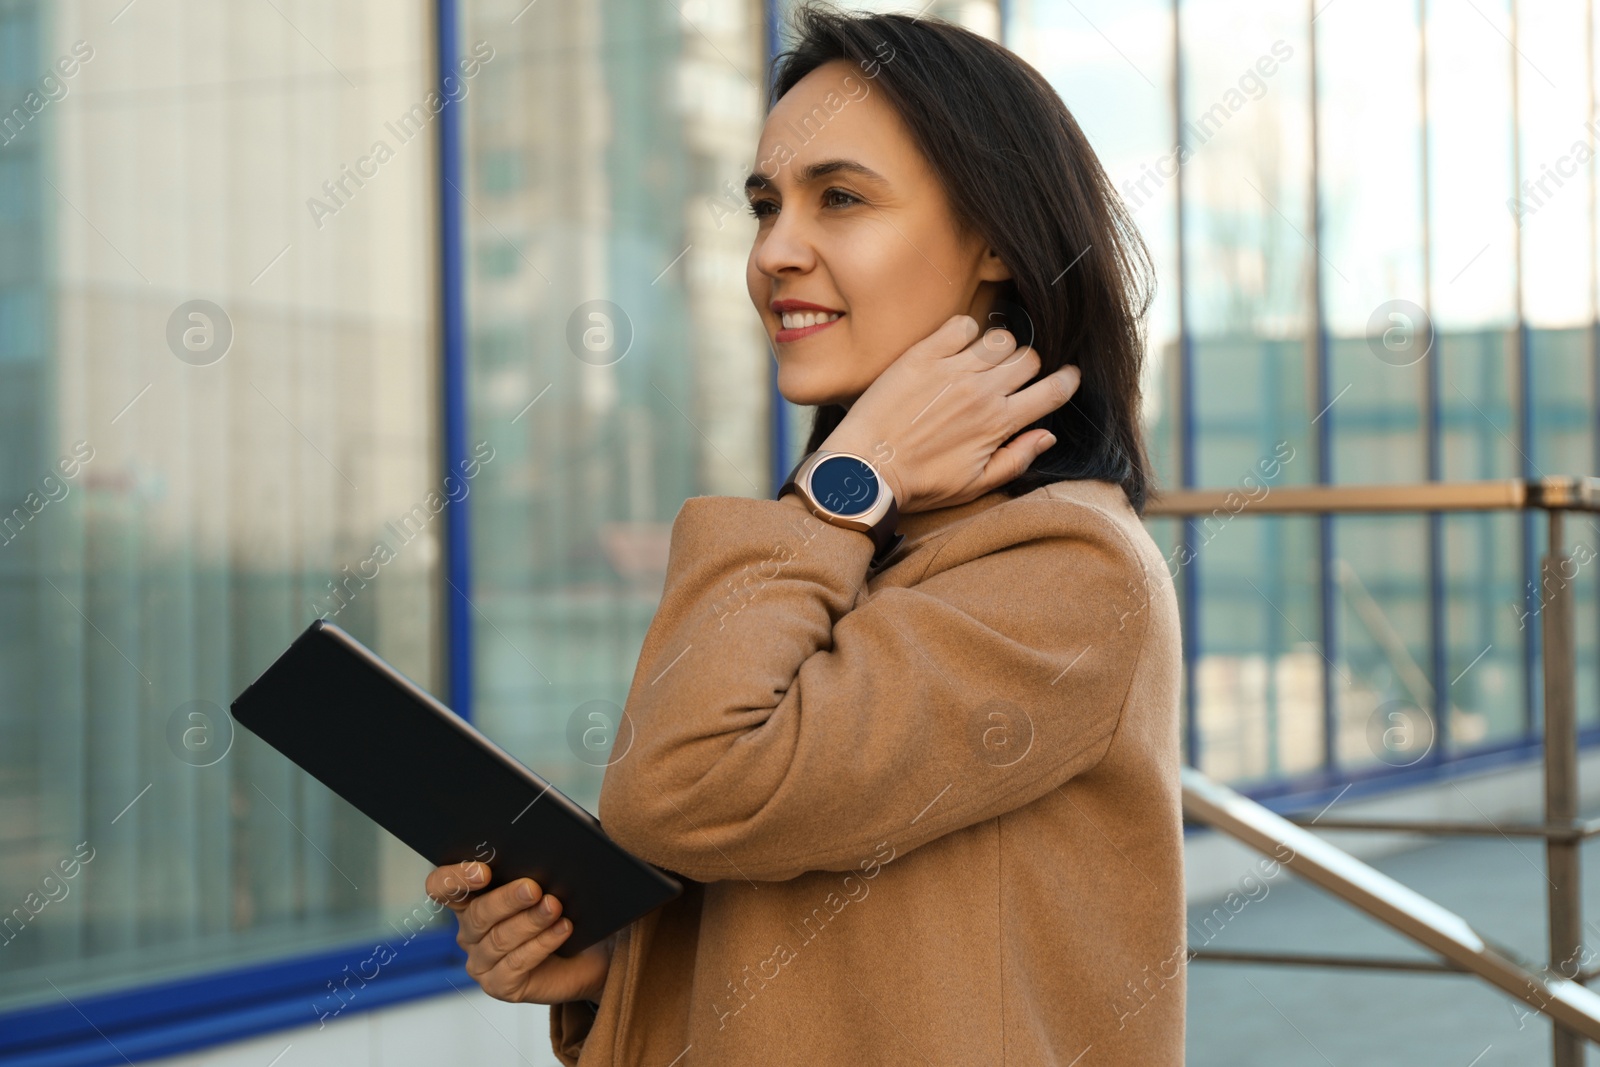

{"left": 912, "top": 314, "right": 982, "bottom": 361}
{"left": 475, "top": 907, "right": 576, "bottom": 993}
{"left": 970, "top": 325, "right": 1026, "bottom": 368}
{"left": 457, "top": 877, "right": 545, "bottom": 946}
{"left": 974, "top": 429, "right": 1058, "bottom": 496}
{"left": 964, "top": 361, "right": 1076, "bottom": 498}
{"left": 1008, "top": 363, "right": 1082, "bottom": 427}
{"left": 947, "top": 323, "right": 1078, "bottom": 441}
{"left": 469, "top": 892, "right": 565, "bottom": 971}
{"left": 425, "top": 861, "right": 489, "bottom": 911}
{"left": 990, "top": 345, "right": 1043, "bottom": 391}
{"left": 425, "top": 864, "right": 608, "bottom": 1005}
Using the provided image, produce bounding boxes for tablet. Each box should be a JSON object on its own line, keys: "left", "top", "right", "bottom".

{"left": 230, "top": 619, "right": 682, "bottom": 957}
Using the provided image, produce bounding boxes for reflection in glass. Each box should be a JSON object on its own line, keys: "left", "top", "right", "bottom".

{"left": 0, "top": 0, "right": 440, "bottom": 1013}
{"left": 1007, "top": 0, "right": 1179, "bottom": 487}
{"left": 1516, "top": 0, "right": 1591, "bottom": 327}
{"left": 1426, "top": 0, "right": 1515, "bottom": 327}
{"left": 460, "top": 0, "right": 768, "bottom": 813}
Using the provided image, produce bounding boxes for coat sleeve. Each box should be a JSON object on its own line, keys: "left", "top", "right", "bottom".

{"left": 596, "top": 492, "right": 1156, "bottom": 883}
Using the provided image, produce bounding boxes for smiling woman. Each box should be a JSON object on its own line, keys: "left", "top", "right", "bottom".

{"left": 758, "top": 4, "right": 1155, "bottom": 514}
{"left": 742, "top": 72, "right": 1020, "bottom": 415}
{"left": 429, "top": 5, "right": 1183, "bottom": 1066}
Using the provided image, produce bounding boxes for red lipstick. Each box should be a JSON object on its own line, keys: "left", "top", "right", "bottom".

{"left": 772, "top": 299, "right": 845, "bottom": 344}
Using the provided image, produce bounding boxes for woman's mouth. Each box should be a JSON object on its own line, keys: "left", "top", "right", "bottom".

{"left": 776, "top": 310, "right": 844, "bottom": 343}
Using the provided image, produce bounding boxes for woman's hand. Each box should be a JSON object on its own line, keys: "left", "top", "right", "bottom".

{"left": 819, "top": 314, "right": 1081, "bottom": 514}
{"left": 425, "top": 861, "right": 614, "bottom": 1006}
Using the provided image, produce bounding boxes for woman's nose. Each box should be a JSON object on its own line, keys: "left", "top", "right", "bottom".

{"left": 753, "top": 209, "right": 819, "bottom": 278}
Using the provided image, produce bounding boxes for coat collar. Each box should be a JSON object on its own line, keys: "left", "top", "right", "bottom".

{"left": 878, "top": 489, "right": 1014, "bottom": 568}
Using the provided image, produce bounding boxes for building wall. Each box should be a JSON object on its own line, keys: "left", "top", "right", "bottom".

{"left": 0, "top": 0, "right": 444, "bottom": 1025}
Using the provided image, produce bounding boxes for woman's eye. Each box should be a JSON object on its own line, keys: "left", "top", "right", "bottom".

{"left": 745, "top": 189, "right": 860, "bottom": 219}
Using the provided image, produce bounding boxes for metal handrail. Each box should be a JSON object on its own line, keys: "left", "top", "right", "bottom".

{"left": 1183, "top": 768, "right": 1600, "bottom": 1041}
{"left": 1151, "top": 476, "right": 1596, "bottom": 1064}
{"left": 1283, "top": 813, "right": 1600, "bottom": 840}
{"left": 1145, "top": 475, "right": 1600, "bottom": 517}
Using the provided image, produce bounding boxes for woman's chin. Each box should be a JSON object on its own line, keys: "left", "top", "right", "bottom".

{"left": 775, "top": 369, "right": 850, "bottom": 409}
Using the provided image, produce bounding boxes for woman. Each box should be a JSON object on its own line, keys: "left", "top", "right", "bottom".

{"left": 425, "top": 6, "right": 1183, "bottom": 1064}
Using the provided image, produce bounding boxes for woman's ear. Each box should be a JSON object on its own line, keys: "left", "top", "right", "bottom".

{"left": 978, "top": 246, "right": 1012, "bottom": 283}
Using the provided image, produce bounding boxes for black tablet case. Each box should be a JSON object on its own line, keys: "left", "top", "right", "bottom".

{"left": 230, "top": 619, "right": 681, "bottom": 957}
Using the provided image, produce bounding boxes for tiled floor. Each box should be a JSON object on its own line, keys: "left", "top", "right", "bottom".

{"left": 1186, "top": 833, "right": 1600, "bottom": 1065}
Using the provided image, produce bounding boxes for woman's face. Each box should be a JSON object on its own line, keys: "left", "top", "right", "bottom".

{"left": 745, "top": 58, "right": 1013, "bottom": 409}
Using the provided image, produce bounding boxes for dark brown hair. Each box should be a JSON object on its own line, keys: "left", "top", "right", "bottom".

{"left": 771, "top": 3, "right": 1157, "bottom": 514}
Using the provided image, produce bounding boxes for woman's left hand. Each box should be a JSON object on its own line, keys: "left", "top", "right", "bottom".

{"left": 424, "top": 862, "right": 613, "bottom": 1005}
{"left": 819, "top": 314, "right": 1082, "bottom": 514}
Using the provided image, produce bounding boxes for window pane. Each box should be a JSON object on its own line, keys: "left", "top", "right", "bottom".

{"left": 1180, "top": 0, "right": 1312, "bottom": 339}
{"left": 1529, "top": 329, "right": 1598, "bottom": 729}
{"left": 1177, "top": 0, "right": 1320, "bottom": 782}
{"left": 1330, "top": 515, "right": 1434, "bottom": 771}
{"left": 1, "top": 0, "right": 439, "bottom": 1012}
{"left": 1516, "top": 0, "right": 1591, "bottom": 327}
{"left": 1194, "top": 512, "right": 1324, "bottom": 783}
{"left": 1007, "top": 0, "right": 1180, "bottom": 488}
{"left": 1439, "top": 331, "right": 1527, "bottom": 749}
{"left": 1317, "top": 0, "right": 1426, "bottom": 338}
{"left": 1313, "top": 0, "right": 1433, "bottom": 772}
{"left": 460, "top": 0, "right": 768, "bottom": 811}
{"left": 1427, "top": 0, "right": 1515, "bottom": 328}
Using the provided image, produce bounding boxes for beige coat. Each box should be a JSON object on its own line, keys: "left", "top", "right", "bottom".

{"left": 551, "top": 478, "right": 1185, "bottom": 1065}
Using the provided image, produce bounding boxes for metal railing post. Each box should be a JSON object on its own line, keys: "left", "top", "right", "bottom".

{"left": 1544, "top": 508, "right": 1583, "bottom": 1067}
{"left": 1147, "top": 477, "right": 1600, "bottom": 1058}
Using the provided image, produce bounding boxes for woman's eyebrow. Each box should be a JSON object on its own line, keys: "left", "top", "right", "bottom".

{"left": 744, "top": 158, "right": 889, "bottom": 198}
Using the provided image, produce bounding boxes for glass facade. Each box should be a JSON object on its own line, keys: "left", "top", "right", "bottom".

{"left": 1011, "top": 0, "right": 1600, "bottom": 790}
{"left": 1, "top": 0, "right": 1598, "bottom": 1060}
{"left": 457, "top": 0, "right": 769, "bottom": 815}
{"left": 0, "top": 0, "right": 445, "bottom": 1031}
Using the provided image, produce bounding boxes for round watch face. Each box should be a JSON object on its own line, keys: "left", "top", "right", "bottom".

{"left": 809, "top": 454, "right": 881, "bottom": 517}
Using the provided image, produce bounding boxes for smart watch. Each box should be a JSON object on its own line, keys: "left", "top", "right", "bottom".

{"left": 778, "top": 449, "right": 905, "bottom": 567}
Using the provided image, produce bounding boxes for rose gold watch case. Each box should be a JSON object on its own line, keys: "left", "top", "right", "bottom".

{"left": 789, "top": 449, "right": 896, "bottom": 534}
